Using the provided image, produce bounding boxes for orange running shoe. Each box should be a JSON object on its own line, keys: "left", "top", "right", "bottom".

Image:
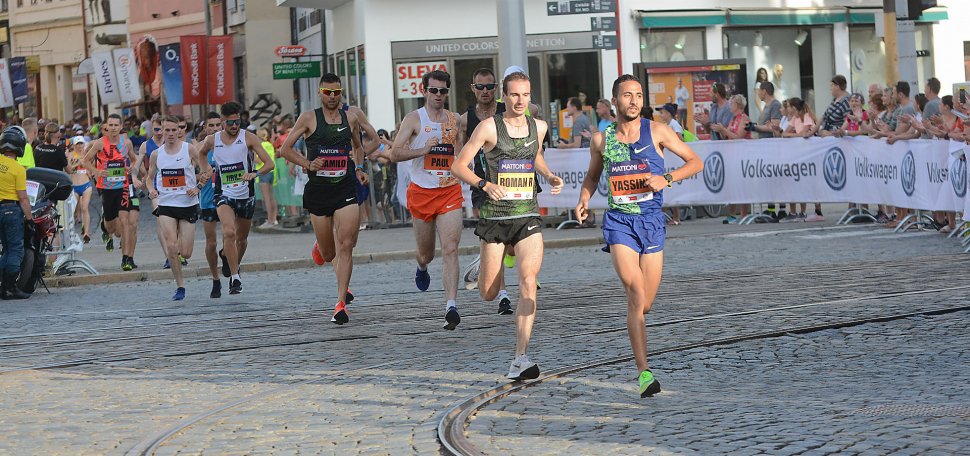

{"left": 312, "top": 241, "right": 326, "bottom": 265}
{"left": 331, "top": 301, "right": 349, "bottom": 325}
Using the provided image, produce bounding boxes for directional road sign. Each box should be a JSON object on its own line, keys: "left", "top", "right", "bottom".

{"left": 590, "top": 16, "right": 617, "bottom": 32}
{"left": 547, "top": 1, "right": 616, "bottom": 16}
{"left": 592, "top": 35, "right": 619, "bottom": 50}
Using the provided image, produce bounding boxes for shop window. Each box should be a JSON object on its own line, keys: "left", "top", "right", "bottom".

{"left": 546, "top": 51, "right": 600, "bottom": 121}
{"left": 347, "top": 49, "right": 358, "bottom": 108}
{"left": 849, "top": 24, "right": 934, "bottom": 100}
{"left": 640, "top": 29, "right": 705, "bottom": 63}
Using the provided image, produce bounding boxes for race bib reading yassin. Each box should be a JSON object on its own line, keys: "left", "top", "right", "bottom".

{"left": 609, "top": 159, "right": 654, "bottom": 204}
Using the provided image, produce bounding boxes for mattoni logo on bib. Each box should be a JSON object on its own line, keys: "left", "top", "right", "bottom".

{"left": 901, "top": 151, "right": 917, "bottom": 197}
{"left": 952, "top": 158, "right": 967, "bottom": 198}
{"left": 823, "top": 147, "right": 846, "bottom": 191}
{"left": 703, "top": 151, "right": 724, "bottom": 193}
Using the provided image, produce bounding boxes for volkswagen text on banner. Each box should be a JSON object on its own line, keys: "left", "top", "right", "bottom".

{"left": 207, "top": 36, "right": 233, "bottom": 105}
{"left": 0, "top": 59, "right": 14, "bottom": 108}
{"left": 8, "top": 57, "right": 27, "bottom": 105}
{"left": 113, "top": 48, "right": 143, "bottom": 103}
{"left": 179, "top": 36, "right": 207, "bottom": 105}
{"left": 159, "top": 43, "right": 183, "bottom": 106}
{"left": 92, "top": 51, "right": 121, "bottom": 105}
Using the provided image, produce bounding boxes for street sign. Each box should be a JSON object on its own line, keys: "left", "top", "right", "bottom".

{"left": 590, "top": 16, "right": 617, "bottom": 32}
{"left": 547, "top": 0, "right": 616, "bottom": 16}
{"left": 275, "top": 46, "right": 307, "bottom": 58}
{"left": 272, "top": 62, "right": 321, "bottom": 80}
{"left": 592, "top": 35, "right": 619, "bottom": 50}
{"left": 25, "top": 56, "right": 40, "bottom": 74}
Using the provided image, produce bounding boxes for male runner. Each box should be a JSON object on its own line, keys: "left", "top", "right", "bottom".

{"left": 575, "top": 75, "right": 703, "bottom": 397}
{"left": 132, "top": 115, "right": 179, "bottom": 268}
{"left": 390, "top": 70, "right": 466, "bottom": 330}
{"left": 198, "top": 101, "right": 275, "bottom": 294}
{"left": 198, "top": 112, "right": 224, "bottom": 298}
{"left": 281, "top": 73, "right": 367, "bottom": 324}
{"left": 146, "top": 115, "right": 205, "bottom": 300}
{"left": 82, "top": 114, "right": 139, "bottom": 271}
{"left": 453, "top": 71, "right": 564, "bottom": 380}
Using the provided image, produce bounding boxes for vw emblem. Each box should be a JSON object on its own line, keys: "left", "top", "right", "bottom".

{"left": 900, "top": 151, "right": 916, "bottom": 197}
{"left": 952, "top": 158, "right": 967, "bottom": 198}
{"left": 703, "top": 151, "right": 724, "bottom": 193}
{"left": 823, "top": 147, "right": 846, "bottom": 191}
{"left": 597, "top": 171, "right": 610, "bottom": 197}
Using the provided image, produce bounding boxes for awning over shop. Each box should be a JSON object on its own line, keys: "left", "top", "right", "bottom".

{"left": 638, "top": 6, "right": 948, "bottom": 28}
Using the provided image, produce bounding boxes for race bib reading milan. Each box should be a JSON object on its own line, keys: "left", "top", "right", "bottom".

{"left": 498, "top": 159, "right": 535, "bottom": 200}
{"left": 609, "top": 159, "right": 653, "bottom": 204}
{"left": 424, "top": 144, "right": 454, "bottom": 177}
{"left": 315, "top": 147, "right": 348, "bottom": 177}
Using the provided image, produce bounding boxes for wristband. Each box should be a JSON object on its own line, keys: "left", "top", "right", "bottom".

{"left": 356, "top": 165, "right": 364, "bottom": 171}
{"left": 196, "top": 182, "right": 205, "bottom": 190}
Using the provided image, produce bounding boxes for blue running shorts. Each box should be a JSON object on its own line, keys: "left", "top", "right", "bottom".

{"left": 601, "top": 210, "right": 666, "bottom": 255}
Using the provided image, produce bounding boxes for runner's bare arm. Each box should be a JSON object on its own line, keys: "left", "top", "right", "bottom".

{"left": 458, "top": 112, "right": 469, "bottom": 145}
{"left": 197, "top": 135, "right": 214, "bottom": 178}
{"left": 247, "top": 131, "right": 274, "bottom": 177}
{"left": 348, "top": 106, "right": 381, "bottom": 156}
{"left": 389, "top": 112, "right": 433, "bottom": 162}
{"left": 348, "top": 112, "right": 369, "bottom": 186}
{"left": 186, "top": 144, "right": 202, "bottom": 197}
{"left": 532, "top": 120, "right": 563, "bottom": 195}
{"left": 652, "top": 121, "right": 703, "bottom": 192}
{"left": 82, "top": 139, "right": 105, "bottom": 177}
{"left": 453, "top": 116, "right": 496, "bottom": 186}
{"left": 575, "top": 132, "right": 606, "bottom": 223}
{"left": 280, "top": 111, "right": 313, "bottom": 169}
{"left": 146, "top": 153, "right": 159, "bottom": 199}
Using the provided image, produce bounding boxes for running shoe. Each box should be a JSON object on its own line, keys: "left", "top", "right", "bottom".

{"left": 122, "top": 257, "right": 132, "bottom": 271}
{"left": 940, "top": 225, "right": 953, "bottom": 233}
{"left": 503, "top": 254, "right": 515, "bottom": 268}
{"left": 105, "top": 238, "right": 114, "bottom": 252}
{"left": 443, "top": 306, "right": 461, "bottom": 330}
{"left": 497, "top": 297, "right": 513, "bottom": 315}
{"left": 331, "top": 301, "right": 349, "bottom": 325}
{"left": 83, "top": 234, "right": 90, "bottom": 244}
{"left": 311, "top": 241, "right": 326, "bottom": 266}
{"left": 722, "top": 215, "right": 737, "bottom": 224}
{"left": 229, "top": 278, "right": 242, "bottom": 295}
{"left": 536, "top": 280, "right": 541, "bottom": 290}
{"left": 779, "top": 213, "right": 798, "bottom": 223}
{"left": 797, "top": 212, "right": 807, "bottom": 222}
{"left": 163, "top": 258, "right": 171, "bottom": 269}
{"left": 180, "top": 254, "right": 187, "bottom": 266}
{"left": 172, "top": 287, "right": 186, "bottom": 301}
{"left": 129, "top": 258, "right": 138, "bottom": 269}
{"left": 210, "top": 280, "right": 222, "bottom": 299}
{"left": 462, "top": 255, "right": 481, "bottom": 290}
{"left": 876, "top": 212, "right": 890, "bottom": 224}
{"left": 805, "top": 213, "right": 825, "bottom": 222}
{"left": 415, "top": 267, "right": 431, "bottom": 291}
{"left": 638, "top": 369, "right": 662, "bottom": 397}
{"left": 507, "top": 354, "right": 540, "bottom": 381}
{"left": 219, "top": 249, "right": 231, "bottom": 278}
{"left": 727, "top": 216, "right": 740, "bottom": 225}
{"left": 101, "top": 229, "right": 109, "bottom": 243}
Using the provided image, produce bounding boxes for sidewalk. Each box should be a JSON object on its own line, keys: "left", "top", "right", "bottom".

{"left": 48, "top": 203, "right": 862, "bottom": 287}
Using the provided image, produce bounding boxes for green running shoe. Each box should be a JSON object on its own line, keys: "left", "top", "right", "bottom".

{"left": 503, "top": 254, "right": 515, "bottom": 268}
{"left": 105, "top": 238, "right": 114, "bottom": 252}
{"left": 638, "top": 370, "right": 661, "bottom": 398}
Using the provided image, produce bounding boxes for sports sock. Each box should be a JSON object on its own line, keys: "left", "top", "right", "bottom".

{"left": 231, "top": 274, "right": 240, "bottom": 281}
{"left": 417, "top": 264, "right": 428, "bottom": 271}
{"left": 498, "top": 290, "right": 509, "bottom": 301}
{"left": 446, "top": 299, "right": 456, "bottom": 311}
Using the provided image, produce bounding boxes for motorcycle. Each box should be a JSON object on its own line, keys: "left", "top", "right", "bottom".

{"left": 17, "top": 168, "right": 73, "bottom": 293}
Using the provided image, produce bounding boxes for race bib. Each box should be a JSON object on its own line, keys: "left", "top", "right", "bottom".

{"left": 106, "top": 161, "right": 126, "bottom": 184}
{"left": 25, "top": 180, "right": 39, "bottom": 205}
{"left": 220, "top": 162, "right": 246, "bottom": 188}
{"left": 498, "top": 159, "right": 535, "bottom": 201}
{"left": 315, "top": 147, "right": 348, "bottom": 177}
{"left": 609, "top": 159, "right": 654, "bottom": 204}
{"left": 160, "top": 169, "right": 187, "bottom": 192}
{"left": 424, "top": 144, "right": 454, "bottom": 177}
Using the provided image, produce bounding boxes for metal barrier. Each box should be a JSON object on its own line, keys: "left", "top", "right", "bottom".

{"left": 49, "top": 193, "right": 98, "bottom": 275}
{"left": 837, "top": 203, "right": 878, "bottom": 225}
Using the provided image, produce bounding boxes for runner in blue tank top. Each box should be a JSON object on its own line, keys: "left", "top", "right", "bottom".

{"left": 576, "top": 74, "right": 703, "bottom": 398}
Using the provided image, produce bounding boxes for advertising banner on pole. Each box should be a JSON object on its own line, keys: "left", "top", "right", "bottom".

{"left": 0, "top": 59, "right": 14, "bottom": 108}
{"left": 179, "top": 36, "right": 207, "bottom": 105}
{"left": 159, "top": 43, "right": 183, "bottom": 105}
{"left": 113, "top": 48, "right": 143, "bottom": 103}
{"left": 8, "top": 57, "right": 28, "bottom": 105}
{"left": 92, "top": 51, "right": 121, "bottom": 105}
{"left": 207, "top": 35, "right": 233, "bottom": 105}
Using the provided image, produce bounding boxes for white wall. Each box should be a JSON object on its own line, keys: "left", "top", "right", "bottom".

{"left": 933, "top": 2, "right": 969, "bottom": 92}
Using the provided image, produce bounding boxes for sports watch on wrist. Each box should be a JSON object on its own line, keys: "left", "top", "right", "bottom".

{"left": 663, "top": 173, "right": 674, "bottom": 188}
{"left": 477, "top": 179, "right": 487, "bottom": 190}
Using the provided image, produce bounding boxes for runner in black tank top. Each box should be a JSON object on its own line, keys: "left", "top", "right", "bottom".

{"left": 281, "top": 72, "right": 368, "bottom": 325}
{"left": 452, "top": 71, "right": 564, "bottom": 381}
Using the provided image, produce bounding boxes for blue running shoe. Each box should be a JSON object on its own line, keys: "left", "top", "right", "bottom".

{"left": 173, "top": 287, "right": 186, "bottom": 301}
{"left": 415, "top": 267, "right": 430, "bottom": 291}
{"left": 163, "top": 258, "right": 170, "bottom": 269}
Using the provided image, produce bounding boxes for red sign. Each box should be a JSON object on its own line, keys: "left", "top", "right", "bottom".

{"left": 208, "top": 36, "right": 234, "bottom": 105}
{"left": 180, "top": 36, "right": 207, "bottom": 105}
{"left": 275, "top": 46, "right": 307, "bottom": 57}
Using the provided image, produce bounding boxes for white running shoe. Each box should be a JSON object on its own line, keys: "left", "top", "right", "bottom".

{"left": 462, "top": 255, "right": 481, "bottom": 290}
{"left": 507, "top": 354, "right": 540, "bottom": 380}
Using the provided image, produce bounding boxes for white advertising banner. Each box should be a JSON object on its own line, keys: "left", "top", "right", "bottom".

{"left": 92, "top": 51, "right": 121, "bottom": 105}
{"left": 113, "top": 48, "right": 142, "bottom": 103}
{"left": 0, "top": 59, "right": 13, "bottom": 108}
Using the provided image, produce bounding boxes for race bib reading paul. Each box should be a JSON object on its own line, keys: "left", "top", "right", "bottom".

{"left": 160, "top": 169, "right": 187, "bottom": 193}
{"left": 424, "top": 144, "right": 454, "bottom": 177}
{"left": 316, "top": 147, "right": 348, "bottom": 177}
{"left": 498, "top": 159, "right": 535, "bottom": 201}
{"left": 609, "top": 159, "right": 654, "bottom": 204}
{"left": 220, "top": 162, "right": 246, "bottom": 188}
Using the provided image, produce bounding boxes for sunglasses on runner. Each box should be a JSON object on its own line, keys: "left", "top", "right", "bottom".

{"left": 472, "top": 84, "right": 496, "bottom": 90}
{"left": 426, "top": 87, "right": 449, "bottom": 95}
{"left": 225, "top": 120, "right": 242, "bottom": 126}
{"left": 154, "top": 127, "right": 162, "bottom": 132}
{"left": 319, "top": 88, "right": 343, "bottom": 96}
{"left": 178, "top": 124, "right": 187, "bottom": 130}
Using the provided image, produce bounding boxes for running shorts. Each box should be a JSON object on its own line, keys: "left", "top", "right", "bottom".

{"left": 475, "top": 216, "right": 542, "bottom": 245}
{"left": 407, "top": 183, "right": 463, "bottom": 222}
{"left": 354, "top": 171, "right": 370, "bottom": 206}
{"left": 200, "top": 208, "right": 220, "bottom": 223}
{"left": 303, "top": 180, "right": 357, "bottom": 217}
{"left": 601, "top": 210, "right": 666, "bottom": 255}
{"left": 214, "top": 195, "right": 256, "bottom": 220}
{"left": 156, "top": 204, "right": 200, "bottom": 223}
{"left": 73, "top": 182, "right": 91, "bottom": 197}
{"left": 258, "top": 170, "right": 276, "bottom": 185}
{"left": 101, "top": 188, "right": 131, "bottom": 222}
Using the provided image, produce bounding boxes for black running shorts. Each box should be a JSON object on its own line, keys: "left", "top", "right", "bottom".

{"left": 475, "top": 216, "right": 543, "bottom": 245}
{"left": 156, "top": 205, "right": 200, "bottom": 223}
{"left": 200, "top": 208, "right": 220, "bottom": 223}
{"left": 303, "top": 180, "right": 357, "bottom": 217}
{"left": 101, "top": 188, "right": 131, "bottom": 222}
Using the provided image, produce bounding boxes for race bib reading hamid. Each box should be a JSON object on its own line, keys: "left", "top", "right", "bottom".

{"left": 316, "top": 147, "right": 348, "bottom": 177}
{"left": 609, "top": 159, "right": 653, "bottom": 204}
{"left": 424, "top": 144, "right": 454, "bottom": 177}
{"left": 498, "top": 159, "right": 534, "bottom": 201}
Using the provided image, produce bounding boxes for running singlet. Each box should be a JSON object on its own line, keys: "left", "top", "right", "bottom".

{"left": 212, "top": 131, "right": 255, "bottom": 199}
{"left": 144, "top": 137, "right": 162, "bottom": 169}
{"left": 155, "top": 142, "right": 198, "bottom": 208}
{"left": 409, "top": 107, "right": 459, "bottom": 189}
{"left": 199, "top": 150, "right": 216, "bottom": 210}
{"left": 603, "top": 118, "right": 664, "bottom": 215}
{"left": 480, "top": 114, "right": 540, "bottom": 220}
{"left": 467, "top": 103, "right": 506, "bottom": 182}
{"left": 96, "top": 137, "right": 129, "bottom": 190}
{"left": 305, "top": 108, "right": 354, "bottom": 185}
{"left": 69, "top": 151, "right": 86, "bottom": 175}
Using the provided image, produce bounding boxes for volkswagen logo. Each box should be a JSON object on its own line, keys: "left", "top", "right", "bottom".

{"left": 901, "top": 151, "right": 916, "bottom": 197}
{"left": 823, "top": 147, "right": 846, "bottom": 191}
{"left": 597, "top": 171, "right": 610, "bottom": 197}
{"left": 703, "top": 151, "right": 724, "bottom": 193}
{"left": 952, "top": 158, "right": 967, "bottom": 198}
